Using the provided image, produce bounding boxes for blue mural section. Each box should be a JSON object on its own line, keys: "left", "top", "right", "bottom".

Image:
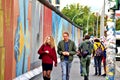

{"left": 72, "top": 25, "right": 75, "bottom": 41}
{"left": 52, "top": 11, "right": 79, "bottom": 46}
{"left": 62, "top": 18, "right": 69, "bottom": 32}
{"left": 52, "top": 11, "right": 62, "bottom": 44}
{"left": 75, "top": 27, "right": 78, "bottom": 47}
{"left": 14, "top": 0, "right": 30, "bottom": 77}
{"left": 24, "top": 0, "right": 30, "bottom": 74}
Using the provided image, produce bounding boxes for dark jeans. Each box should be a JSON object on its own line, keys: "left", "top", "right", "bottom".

{"left": 94, "top": 56, "right": 102, "bottom": 75}
{"left": 79, "top": 57, "right": 82, "bottom": 74}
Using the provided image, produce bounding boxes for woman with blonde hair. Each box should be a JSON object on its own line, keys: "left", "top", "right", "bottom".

{"left": 38, "top": 36, "right": 57, "bottom": 80}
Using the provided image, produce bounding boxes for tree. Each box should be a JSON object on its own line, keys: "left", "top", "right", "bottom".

{"left": 61, "top": 4, "right": 97, "bottom": 36}
{"left": 116, "top": 18, "right": 120, "bottom": 30}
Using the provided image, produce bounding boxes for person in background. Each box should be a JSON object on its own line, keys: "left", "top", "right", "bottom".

{"left": 93, "top": 38, "right": 104, "bottom": 76}
{"left": 78, "top": 35, "right": 93, "bottom": 80}
{"left": 77, "top": 38, "right": 85, "bottom": 76}
{"left": 38, "top": 36, "right": 57, "bottom": 80}
{"left": 100, "top": 40, "right": 106, "bottom": 76}
{"left": 57, "top": 32, "right": 76, "bottom": 80}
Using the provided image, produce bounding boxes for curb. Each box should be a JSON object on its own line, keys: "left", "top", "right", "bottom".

{"left": 13, "top": 59, "right": 60, "bottom": 80}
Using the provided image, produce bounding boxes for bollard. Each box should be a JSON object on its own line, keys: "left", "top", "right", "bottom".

{"left": 106, "top": 9, "right": 116, "bottom": 80}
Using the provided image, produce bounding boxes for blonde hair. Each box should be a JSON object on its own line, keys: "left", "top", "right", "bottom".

{"left": 44, "top": 36, "right": 55, "bottom": 48}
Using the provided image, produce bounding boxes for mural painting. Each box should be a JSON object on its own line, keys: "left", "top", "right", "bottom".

{"left": 14, "top": 0, "right": 30, "bottom": 77}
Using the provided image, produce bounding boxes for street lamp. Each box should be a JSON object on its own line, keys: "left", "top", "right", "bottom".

{"left": 96, "top": 14, "right": 99, "bottom": 37}
{"left": 72, "top": 12, "right": 84, "bottom": 21}
{"left": 72, "top": 12, "right": 84, "bottom": 43}
{"left": 87, "top": 13, "right": 92, "bottom": 35}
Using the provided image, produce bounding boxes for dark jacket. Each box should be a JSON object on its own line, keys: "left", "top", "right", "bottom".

{"left": 38, "top": 44, "right": 57, "bottom": 64}
{"left": 79, "top": 40, "right": 93, "bottom": 55}
{"left": 57, "top": 40, "right": 76, "bottom": 61}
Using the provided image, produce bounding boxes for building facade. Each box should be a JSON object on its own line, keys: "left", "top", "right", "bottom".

{"left": 49, "top": 0, "right": 60, "bottom": 10}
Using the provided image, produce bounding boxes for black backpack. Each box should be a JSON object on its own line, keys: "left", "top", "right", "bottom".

{"left": 81, "top": 42, "right": 91, "bottom": 58}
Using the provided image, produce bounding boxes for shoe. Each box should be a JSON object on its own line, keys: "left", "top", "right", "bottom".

{"left": 98, "top": 73, "right": 101, "bottom": 76}
{"left": 81, "top": 74, "right": 83, "bottom": 76}
{"left": 101, "top": 73, "right": 106, "bottom": 76}
{"left": 94, "top": 73, "right": 97, "bottom": 76}
{"left": 84, "top": 76, "right": 88, "bottom": 80}
{"left": 98, "top": 74, "right": 101, "bottom": 76}
{"left": 43, "top": 76, "right": 47, "bottom": 80}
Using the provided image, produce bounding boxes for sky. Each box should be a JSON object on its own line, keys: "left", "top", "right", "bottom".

{"left": 60, "top": 0, "right": 104, "bottom": 12}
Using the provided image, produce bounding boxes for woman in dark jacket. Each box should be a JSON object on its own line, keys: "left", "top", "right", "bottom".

{"left": 38, "top": 36, "right": 57, "bottom": 80}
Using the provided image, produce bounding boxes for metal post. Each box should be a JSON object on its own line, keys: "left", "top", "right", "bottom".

{"left": 72, "top": 12, "right": 84, "bottom": 22}
{"left": 96, "top": 14, "right": 99, "bottom": 37}
{"left": 100, "top": 0, "right": 105, "bottom": 37}
{"left": 106, "top": 9, "right": 116, "bottom": 80}
{"left": 87, "top": 13, "right": 92, "bottom": 35}
{"left": 93, "top": 21, "right": 94, "bottom": 35}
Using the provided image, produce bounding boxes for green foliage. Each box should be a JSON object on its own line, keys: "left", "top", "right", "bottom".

{"left": 61, "top": 4, "right": 98, "bottom": 36}
{"left": 116, "top": 18, "right": 120, "bottom": 30}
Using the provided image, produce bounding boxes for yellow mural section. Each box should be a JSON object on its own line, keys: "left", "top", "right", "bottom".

{"left": 18, "top": 23, "right": 25, "bottom": 61}
{"left": 0, "top": 48, "right": 5, "bottom": 80}
{"left": 0, "top": 0, "right": 1, "bottom": 9}
{"left": 0, "top": 0, "right": 5, "bottom": 79}
{"left": 0, "top": 10, "right": 3, "bottom": 46}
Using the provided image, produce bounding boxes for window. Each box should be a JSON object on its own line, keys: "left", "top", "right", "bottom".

{"left": 56, "top": 0, "right": 60, "bottom": 4}
{"left": 48, "top": 0, "right": 51, "bottom": 3}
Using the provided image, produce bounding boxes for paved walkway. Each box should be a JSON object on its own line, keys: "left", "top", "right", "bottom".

{"left": 31, "top": 57, "right": 109, "bottom": 80}
{"left": 115, "top": 61, "right": 120, "bottom": 80}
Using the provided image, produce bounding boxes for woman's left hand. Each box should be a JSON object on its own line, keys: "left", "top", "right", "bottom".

{"left": 54, "top": 62, "right": 57, "bottom": 67}
{"left": 45, "top": 50, "right": 49, "bottom": 53}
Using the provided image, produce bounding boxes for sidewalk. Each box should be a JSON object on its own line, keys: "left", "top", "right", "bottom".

{"left": 31, "top": 57, "right": 107, "bottom": 80}
{"left": 115, "top": 61, "right": 120, "bottom": 80}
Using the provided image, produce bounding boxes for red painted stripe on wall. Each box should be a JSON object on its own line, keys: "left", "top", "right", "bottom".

{"left": 12, "top": 0, "right": 20, "bottom": 78}
{"left": 28, "top": 1, "right": 32, "bottom": 71}
{"left": 43, "top": 6, "right": 52, "bottom": 41}
{"left": 2, "top": 0, "right": 14, "bottom": 80}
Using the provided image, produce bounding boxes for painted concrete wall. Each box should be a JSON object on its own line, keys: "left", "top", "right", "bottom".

{"left": 43, "top": 6, "right": 52, "bottom": 41}
{"left": 0, "top": 0, "right": 82, "bottom": 79}
{"left": 2, "top": 0, "right": 14, "bottom": 80}
{"left": 14, "top": 0, "right": 31, "bottom": 77}
{"left": 30, "top": 0, "right": 44, "bottom": 70}
{"left": 0, "top": 0, "right": 5, "bottom": 80}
